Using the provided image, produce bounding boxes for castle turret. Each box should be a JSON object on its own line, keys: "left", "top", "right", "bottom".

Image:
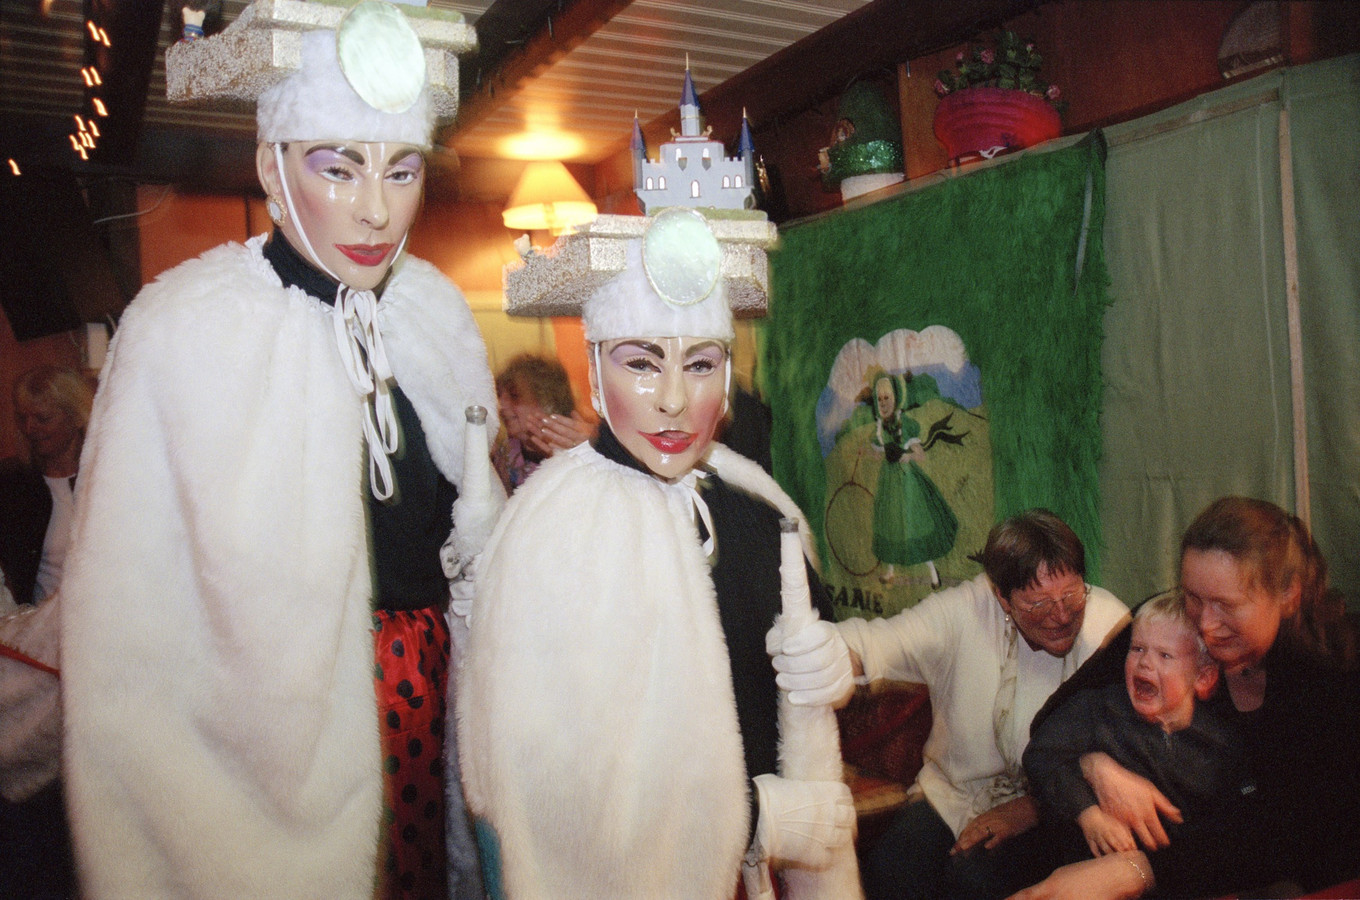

{"left": 739, "top": 108, "right": 756, "bottom": 190}
{"left": 631, "top": 112, "right": 646, "bottom": 194}
{"left": 634, "top": 63, "right": 756, "bottom": 213}
{"left": 680, "top": 65, "right": 702, "bottom": 137}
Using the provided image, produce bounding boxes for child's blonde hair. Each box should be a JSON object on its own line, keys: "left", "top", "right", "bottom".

{"left": 1134, "top": 590, "right": 1212, "bottom": 668}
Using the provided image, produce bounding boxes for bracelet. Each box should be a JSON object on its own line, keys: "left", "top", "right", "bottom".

{"left": 1124, "top": 856, "right": 1150, "bottom": 893}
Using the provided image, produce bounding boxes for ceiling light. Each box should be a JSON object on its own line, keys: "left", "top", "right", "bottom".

{"left": 502, "top": 160, "right": 597, "bottom": 235}
{"left": 500, "top": 132, "right": 586, "bottom": 161}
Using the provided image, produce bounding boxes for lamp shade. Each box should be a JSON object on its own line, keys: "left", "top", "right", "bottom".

{"left": 502, "top": 160, "right": 598, "bottom": 234}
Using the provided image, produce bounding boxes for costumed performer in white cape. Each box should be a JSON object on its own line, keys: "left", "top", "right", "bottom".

{"left": 458, "top": 205, "right": 860, "bottom": 899}
{"left": 60, "top": 3, "right": 501, "bottom": 899}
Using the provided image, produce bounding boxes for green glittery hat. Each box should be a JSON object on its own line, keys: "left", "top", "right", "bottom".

{"left": 822, "top": 81, "right": 904, "bottom": 187}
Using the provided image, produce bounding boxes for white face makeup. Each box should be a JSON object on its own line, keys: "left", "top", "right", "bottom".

{"left": 262, "top": 140, "right": 425, "bottom": 291}
{"left": 593, "top": 336, "right": 729, "bottom": 482}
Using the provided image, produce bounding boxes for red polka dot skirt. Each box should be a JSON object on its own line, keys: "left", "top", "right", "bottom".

{"left": 374, "top": 607, "right": 450, "bottom": 900}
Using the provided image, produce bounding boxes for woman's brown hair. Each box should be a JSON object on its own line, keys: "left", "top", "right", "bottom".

{"left": 1181, "top": 496, "right": 1355, "bottom": 667}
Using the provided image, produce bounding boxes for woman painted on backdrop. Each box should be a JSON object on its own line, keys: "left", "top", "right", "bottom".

{"left": 868, "top": 371, "right": 957, "bottom": 588}
{"left": 60, "top": 5, "right": 498, "bottom": 899}
{"left": 1013, "top": 497, "right": 1360, "bottom": 900}
{"left": 459, "top": 209, "right": 858, "bottom": 899}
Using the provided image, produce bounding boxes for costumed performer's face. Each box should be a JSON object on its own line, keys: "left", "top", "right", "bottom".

{"left": 1180, "top": 547, "right": 1294, "bottom": 675}
{"left": 260, "top": 140, "right": 425, "bottom": 291}
{"left": 997, "top": 563, "right": 1090, "bottom": 658}
{"left": 593, "top": 336, "right": 728, "bottom": 482}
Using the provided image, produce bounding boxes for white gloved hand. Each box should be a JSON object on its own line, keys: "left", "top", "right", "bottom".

{"left": 751, "top": 773, "right": 856, "bottom": 870}
{"left": 767, "top": 617, "right": 854, "bottom": 708}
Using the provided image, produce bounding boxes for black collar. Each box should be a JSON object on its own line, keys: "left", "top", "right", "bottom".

{"left": 262, "top": 229, "right": 390, "bottom": 306}
{"left": 592, "top": 422, "right": 651, "bottom": 475}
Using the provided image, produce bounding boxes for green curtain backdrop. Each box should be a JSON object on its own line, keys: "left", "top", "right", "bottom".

{"left": 760, "top": 138, "right": 1110, "bottom": 619}
{"left": 1098, "top": 55, "right": 1360, "bottom": 607}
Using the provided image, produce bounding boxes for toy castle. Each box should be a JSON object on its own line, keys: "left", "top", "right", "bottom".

{"left": 633, "top": 65, "right": 757, "bottom": 213}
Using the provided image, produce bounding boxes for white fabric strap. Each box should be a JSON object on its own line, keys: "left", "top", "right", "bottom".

{"left": 662, "top": 470, "right": 715, "bottom": 559}
{"left": 272, "top": 142, "right": 401, "bottom": 501}
{"left": 332, "top": 285, "right": 400, "bottom": 500}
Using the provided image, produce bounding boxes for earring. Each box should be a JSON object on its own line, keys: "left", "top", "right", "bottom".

{"left": 266, "top": 197, "right": 285, "bottom": 227}
{"left": 590, "top": 391, "right": 604, "bottom": 417}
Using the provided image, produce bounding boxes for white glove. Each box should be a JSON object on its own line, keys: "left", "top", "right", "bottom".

{"left": 751, "top": 773, "right": 856, "bottom": 870}
{"left": 767, "top": 617, "right": 854, "bottom": 708}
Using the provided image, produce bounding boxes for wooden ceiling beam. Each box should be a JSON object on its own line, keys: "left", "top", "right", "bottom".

{"left": 446, "top": 0, "right": 635, "bottom": 140}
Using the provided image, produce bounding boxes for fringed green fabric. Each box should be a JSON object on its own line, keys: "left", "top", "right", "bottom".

{"left": 760, "top": 135, "right": 1111, "bottom": 589}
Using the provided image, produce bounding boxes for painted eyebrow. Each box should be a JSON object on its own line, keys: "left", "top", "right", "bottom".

{"left": 387, "top": 146, "right": 424, "bottom": 166}
{"left": 611, "top": 340, "right": 666, "bottom": 357}
{"left": 684, "top": 340, "right": 726, "bottom": 356}
{"left": 305, "top": 143, "right": 365, "bottom": 166}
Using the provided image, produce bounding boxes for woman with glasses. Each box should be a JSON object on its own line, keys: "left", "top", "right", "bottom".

{"left": 1013, "top": 497, "right": 1360, "bottom": 900}
{"left": 837, "top": 508, "right": 1128, "bottom": 900}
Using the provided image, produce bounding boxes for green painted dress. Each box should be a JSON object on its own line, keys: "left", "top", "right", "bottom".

{"left": 871, "top": 412, "right": 958, "bottom": 566}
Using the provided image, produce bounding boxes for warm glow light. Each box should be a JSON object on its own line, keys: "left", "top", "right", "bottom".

{"left": 69, "top": 134, "right": 81, "bottom": 151}
{"left": 89, "top": 121, "right": 100, "bottom": 137}
{"left": 98, "top": 27, "right": 110, "bottom": 47}
{"left": 8, "top": 159, "right": 20, "bottom": 176}
{"left": 82, "top": 68, "right": 94, "bottom": 86}
{"left": 86, "top": 20, "right": 99, "bottom": 39}
{"left": 499, "top": 132, "right": 587, "bottom": 161}
{"left": 502, "top": 160, "right": 597, "bottom": 235}
{"left": 80, "top": 131, "right": 94, "bottom": 148}
{"left": 74, "top": 114, "right": 87, "bottom": 131}
{"left": 92, "top": 97, "right": 108, "bottom": 116}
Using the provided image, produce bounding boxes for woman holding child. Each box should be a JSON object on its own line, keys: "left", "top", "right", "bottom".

{"left": 1014, "top": 496, "right": 1360, "bottom": 899}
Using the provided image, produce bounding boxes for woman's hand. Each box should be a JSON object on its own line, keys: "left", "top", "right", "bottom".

{"left": 526, "top": 411, "right": 594, "bottom": 457}
{"left": 951, "top": 795, "right": 1038, "bottom": 855}
{"left": 1006, "top": 852, "right": 1152, "bottom": 900}
{"left": 1077, "top": 804, "right": 1137, "bottom": 856}
{"left": 1080, "top": 752, "right": 1181, "bottom": 850}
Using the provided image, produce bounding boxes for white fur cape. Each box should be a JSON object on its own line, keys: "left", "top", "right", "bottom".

{"left": 60, "top": 235, "right": 498, "bottom": 900}
{"left": 458, "top": 442, "right": 813, "bottom": 900}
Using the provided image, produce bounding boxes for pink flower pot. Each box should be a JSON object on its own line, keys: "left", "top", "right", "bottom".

{"left": 933, "top": 86, "right": 1062, "bottom": 162}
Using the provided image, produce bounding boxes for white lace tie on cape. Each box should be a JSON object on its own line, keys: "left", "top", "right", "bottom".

{"left": 662, "top": 470, "right": 715, "bottom": 559}
{"left": 332, "top": 285, "right": 399, "bottom": 500}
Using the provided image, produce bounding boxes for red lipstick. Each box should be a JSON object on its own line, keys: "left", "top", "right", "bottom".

{"left": 337, "top": 243, "right": 393, "bottom": 266}
{"left": 643, "top": 431, "right": 694, "bottom": 454}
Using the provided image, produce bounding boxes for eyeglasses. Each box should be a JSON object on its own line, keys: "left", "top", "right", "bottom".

{"left": 1011, "top": 583, "right": 1090, "bottom": 618}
